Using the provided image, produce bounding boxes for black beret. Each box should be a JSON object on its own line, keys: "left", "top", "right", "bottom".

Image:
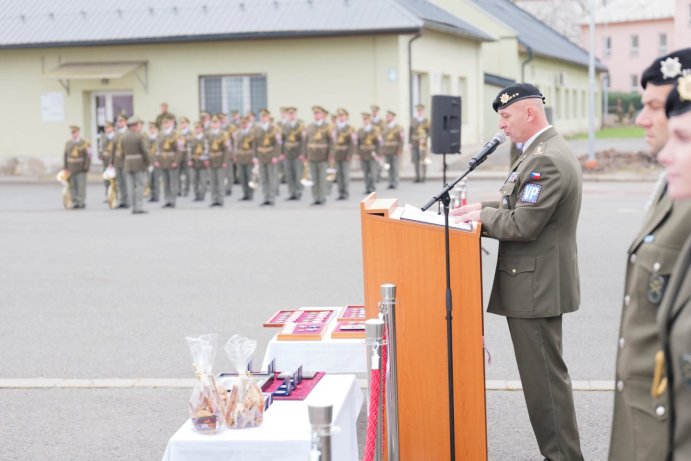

{"left": 665, "top": 74, "right": 691, "bottom": 118}
{"left": 641, "top": 48, "right": 691, "bottom": 89}
{"left": 492, "top": 83, "right": 545, "bottom": 112}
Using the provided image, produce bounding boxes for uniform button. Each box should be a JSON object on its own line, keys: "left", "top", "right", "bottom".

{"left": 617, "top": 380, "right": 624, "bottom": 391}
{"left": 629, "top": 254, "right": 636, "bottom": 264}
{"left": 653, "top": 262, "right": 661, "bottom": 272}
{"left": 511, "top": 269, "right": 516, "bottom": 274}
{"left": 619, "top": 337, "right": 626, "bottom": 349}
{"left": 656, "top": 406, "right": 666, "bottom": 417}
{"left": 624, "top": 295, "right": 631, "bottom": 307}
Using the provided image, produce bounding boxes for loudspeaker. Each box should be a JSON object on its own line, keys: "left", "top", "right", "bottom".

{"left": 430, "top": 95, "right": 461, "bottom": 154}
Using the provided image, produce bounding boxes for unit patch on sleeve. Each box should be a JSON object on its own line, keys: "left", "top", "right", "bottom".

{"left": 519, "top": 183, "right": 543, "bottom": 204}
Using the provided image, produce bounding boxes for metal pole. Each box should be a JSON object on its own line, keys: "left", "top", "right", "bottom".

{"left": 308, "top": 404, "right": 333, "bottom": 461}
{"left": 380, "top": 284, "right": 400, "bottom": 461}
{"left": 365, "top": 319, "right": 386, "bottom": 461}
{"left": 587, "top": 0, "right": 597, "bottom": 160}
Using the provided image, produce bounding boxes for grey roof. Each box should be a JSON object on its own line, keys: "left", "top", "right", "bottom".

{"left": 0, "top": 0, "right": 493, "bottom": 48}
{"left": 469, "top": 0, "right": 607, "bottom": 71}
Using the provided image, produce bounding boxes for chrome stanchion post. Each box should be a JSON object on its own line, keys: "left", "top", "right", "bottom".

{"left": 308, "top": 403, "right": 333, "bottom": 461}
{"left": 365, "top": 318, "right": 385, "bottom": 461}
{"left": 379, "top": 283, "right": 399, "bottom": 461}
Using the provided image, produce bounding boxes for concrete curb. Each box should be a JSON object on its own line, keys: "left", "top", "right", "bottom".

{"left": 0, "top": 378, "right": 615, "bottom": 391}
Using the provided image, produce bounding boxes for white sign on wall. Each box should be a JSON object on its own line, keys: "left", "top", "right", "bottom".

{"left": 41, "top": 92, "right": 64, "bottom": 122}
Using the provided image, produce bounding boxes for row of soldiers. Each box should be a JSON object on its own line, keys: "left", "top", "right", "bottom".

{"left": 62, "top": 104, "right": 432, "bottom": 210}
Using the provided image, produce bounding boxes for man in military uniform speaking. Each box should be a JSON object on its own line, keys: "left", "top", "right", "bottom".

{"left": 608, "top": 48, "right": 691, "bottom": 461}
{"left": 453, "top": 83, "right": 584, "bottom": 461}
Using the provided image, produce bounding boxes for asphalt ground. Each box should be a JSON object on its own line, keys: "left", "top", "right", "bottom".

{"left": 0, "top": 176, "right": 655, "bottom": 460}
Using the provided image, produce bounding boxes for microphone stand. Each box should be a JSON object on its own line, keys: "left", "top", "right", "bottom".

{"left": 420, "top": 151, "right": 492, "bottom": 461}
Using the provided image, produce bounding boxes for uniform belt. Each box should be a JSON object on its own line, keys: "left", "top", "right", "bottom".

{"left": 308, "top": 143, "right": 327, "bottom": 149}
{"left": 384, "top": 142, "right": 399, "bottom": 147}
{"left": 125, "top": 154, "right": 143, "bottom": 157}
{"left": 335, "top": 146, "right": 349, "bottom": 151}
{"left": 284, "top": 142, "right": 300, "bottom": 147}
{"left": 257, "top": 147, "right": 274, "bottom": 153}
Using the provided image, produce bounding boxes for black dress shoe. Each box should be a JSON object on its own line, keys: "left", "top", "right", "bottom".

{"left": 387, "top": 185, "right": 396, "bottom": 190}
{"left": 132, "top": 210, "right": 148, "bottom": 214}
{"left": 336, "top": 196, "right": 346, "bottom": 200}
{"left": 193, "top": 198, "right": 202, "bottom": 202}
{"left": 210, "top": 202, "right": 218, "bottom": 207}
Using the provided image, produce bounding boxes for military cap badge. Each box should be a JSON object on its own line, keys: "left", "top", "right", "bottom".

{"left": 678, "top": 74, "right": 691, "bottom": 102}
{"left": 660, "top": 57, "right": 682, "bottom": 80}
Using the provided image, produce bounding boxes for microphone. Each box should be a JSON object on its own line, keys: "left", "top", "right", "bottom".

{"left": 467, "top": 132, "right": 506, "bottom": 169}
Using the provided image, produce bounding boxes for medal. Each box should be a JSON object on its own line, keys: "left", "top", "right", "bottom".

{"left": 647, "top": 273, "right": 668, "bottom": 304}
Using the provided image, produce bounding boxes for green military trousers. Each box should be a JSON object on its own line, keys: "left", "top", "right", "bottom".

{"left": 507, "top": 316, "right": 584, "bottom": 461}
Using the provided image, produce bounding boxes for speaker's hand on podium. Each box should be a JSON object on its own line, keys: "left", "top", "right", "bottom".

{"left": 451, "top": 202, "right": 482, "bottom": 224}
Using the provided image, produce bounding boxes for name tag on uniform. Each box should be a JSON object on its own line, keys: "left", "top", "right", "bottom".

{"left": 519, "top": 183, "right": 542, "bottom": 204}
{"left": 506, "top": 172, "right": 519, "bottom": 183}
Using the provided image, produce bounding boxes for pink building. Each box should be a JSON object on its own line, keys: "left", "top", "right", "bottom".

{"left": 581, "top": 0, "right": 690, "bottom": 92}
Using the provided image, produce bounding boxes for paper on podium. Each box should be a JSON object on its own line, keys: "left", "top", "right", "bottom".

{"left": 398, "top": 203, "right": 474, "bottom": 231}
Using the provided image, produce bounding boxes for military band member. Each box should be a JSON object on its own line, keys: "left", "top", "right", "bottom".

{"left": 381, "top": 110, "right": 404, "bottom": 190}
{"left": 453, "top": 84, "right": 584, "bottom": 461}
{"left": 206, "top": 115, "right": 230, "bottom": 207}
{"left": 98, "top": 122, "right": 116, "bottom": 198}
{"left": 609, "top": 48, "right": 691, "bottom": 461}
{"left": 305, "top": 106, "right": 332, "bottom": 205}
{"left": 224, "top": 115, "right": 237, "bottom": 197}
{"left": 371, "top": 104, "right": 384, "bottom": 182}
{"left": 234, "top": 117, "right": 256, "bottom": 201}
{"left": 357, "top": 113, "right": 382, "bottom": 195}
{"left": 230, "top": 110, "right": 241, "bottom": 127}
{"left": 177, "top": 117, "right": 192, "bottom": 197}
{"left": 112, "top": 114, "right": 130, "bottom": 208}
{"left": 657, "top": 74, "right": 691, "bottom": 461}
{"left": 410, "top": 104, "right": 430, "bottom": 183}
{"left": 188, "top": 122, "right": 209, "bottom": 201}
{"left": 282, "top": 107, "right": 306, "bottom": 200}
{"left": 62, "top": 125, "right": 92, "bottom": 209}
{"left": 146, "top": 122, "right": 161, "bottom": 203}
{"left": 155, "top": 115, "right": 183, "bottom": 208}
{"left": 200, "top": 111, "right": 211, "bottom": 132}
{"left": 246, "top": 111, "right": 257, "bottom": 128}
{"left": 122, "top": 117, "right": 150, "bottom": 214}
{"left": 332, "top": 108, "right": 356, "bottom": 200}
{"left": 254, "top": 109, "right": 282, "bottom": 206}
{"left": 155, "top": 102, "right": 175, "bottom": 130}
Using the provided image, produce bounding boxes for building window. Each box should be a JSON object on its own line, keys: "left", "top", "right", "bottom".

{"left": 659, "top": 33, "right": 668, "bottom": 54}
{"left": 455, "top": 77, "right": 468, "bottom": 123}
{"left": 199, "top": 74, "right": 267, "bottom": 116}
{"left": 630, "top": 34, "right": 639, "bottom": 56}
{"left": 631, "top": 74, "right": 638, "bottom": 90}
{"left": 564, "top": 89, "right": 570, "bottom": 119}
{"left": 572, "top": 90, "right": 577, "bottom": 119}
{"left": 441, "top": 74, "right": 451, "bottom": 94}
{"left": 604, "top": 36, "right": 612, "bottom": 57}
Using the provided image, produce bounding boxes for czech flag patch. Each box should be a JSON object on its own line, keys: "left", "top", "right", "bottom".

{"left": 529, "top": 171, "right": 542, "bottom": 180}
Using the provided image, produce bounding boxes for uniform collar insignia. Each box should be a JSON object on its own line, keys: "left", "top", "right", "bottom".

{"left": 660, "top": 57, "right": 683, "bottom": 80}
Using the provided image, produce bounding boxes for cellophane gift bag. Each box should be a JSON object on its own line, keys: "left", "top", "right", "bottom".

{"left": 222, "top": 334, "right": 265, "bottom": 428}
{"left": 186, "top": 334, "right": 226, "bottom": 434}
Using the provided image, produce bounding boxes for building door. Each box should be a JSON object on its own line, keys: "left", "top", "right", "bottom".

{"left": 91, "top": 92, "right": 133, "bottom": 163}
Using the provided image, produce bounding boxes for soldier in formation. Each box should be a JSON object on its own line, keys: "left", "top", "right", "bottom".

{"left": 156, "top": 115, "right": 183, "bottom": 208}
{"left": 98, "top": 122, "right": 116, "bottom": 198}
{"left": 62, "top": 125, "right": 92, "bottom": 209}
{"left": 282, "top": 107, "right": 305, "bottom": 201}
{"left": 332, "top": 108, "right": 356, "bottom": 200}
{"left": 206, "top": 115, "right": 230, "bottom": 207}
{"left": 234, "top": 116, "right": 256, "bottom": 201}
{"left": 112, "top": 114, "right": 130, "bottom": 209}
{"left": 254, "top": 109, "right": 282, "bottom": 206}
{"left": 356, "top": 112, "right": 381, "bottom": 195}
{"left": 177, "top": 116, "right": 192, "bottom": 197}
{"left": 146, "top": 122, "right": 160, "bottom": 202}
{"left": 410, "top": 104, "right": 430, "bottom": 183}
{"left": 305, "top": 106, "right": 332, "bottom": 205}
{"left": 381, "top": 110, "right": 404, "bottom": 190}
{"left": 121, "top": 116, "right": 150, "bottom": 214}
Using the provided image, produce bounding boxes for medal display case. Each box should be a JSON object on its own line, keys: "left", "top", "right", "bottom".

{"left": 331, "top": 321, "right": 366, "bottom": 339}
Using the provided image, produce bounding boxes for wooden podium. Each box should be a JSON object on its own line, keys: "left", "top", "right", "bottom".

{"left": 360, "top": 193, "right": 487, "bottom": 461}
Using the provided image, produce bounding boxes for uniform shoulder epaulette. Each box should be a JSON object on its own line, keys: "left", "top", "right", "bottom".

{"left": 534, "top": 142, "right": 545, "bottom": 155}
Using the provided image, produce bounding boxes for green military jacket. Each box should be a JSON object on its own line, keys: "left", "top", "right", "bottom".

{"left": 356, "top": 126, "right": 381, "bottom": 161}
{"left": 205, "top": 130, "right": 229, "bottom": 169}
{"left": 480, "top": 127, "right": 582, "bottom": 318}
{"left": 333, "top": 124, "right": 356, "bottom": 162}
{"left": 63, "top": 139, "right": 92, "bottom": 174}
{"left": 658, "top": 234, "right": 691, "bottom": 461}
{"left": 188, "top": 135, "right": 208, "bottom": 169}
{"left": 234, "top": 129, "right": 256, "bottom": 166}
{"left": 282, "top": 120, "right": 305, "bottom": 160}
{"left": 98, "top": 133, "right": 116, "bottom": 166}
{"left": 122, "top": 131, "right": 150, "bottom": 173}
{"left": 112, "top": 128, "right": 128, "bottom": 168}
{"left": 609, "top": 180, "right": 691, "bottom": 461}
{"left": 409, "top": 117, "right": 430, "bottom": 144}
{"left": 178, "top": 128, "right": 192, "bottom": 165}
{"left": 146, "top": 135, "right": 158, "bottom": 161}
{"left": 156, "top": 130, "right": 183, "bottom": 170}
{"left": 254, "top": 124, "right": 280, "bottom": 165}
{"left": 381, "top": 123, "right": 403, "bottom": 156}
{"left": 306, "top": 122, "right": 332, "bottom": 162}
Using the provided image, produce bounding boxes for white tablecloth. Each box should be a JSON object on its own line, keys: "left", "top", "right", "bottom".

{"left": 162, "top": 374, "right": 363, "bottom": 461}
{"left": 261, "top": 320, "right": 367, "bottom": 374}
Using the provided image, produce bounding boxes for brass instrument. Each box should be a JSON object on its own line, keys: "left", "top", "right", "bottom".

{"left": 102, "top": 166, "right": 118, "bottom": 209}
{"left": 249, "top": 163, "right": 260, "bottom": 190}
{"left": 300, "top": 160, "right": 314, "bottom": 187}
{"left": 56, "top": 170, "right": 72, "bottom": 209}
